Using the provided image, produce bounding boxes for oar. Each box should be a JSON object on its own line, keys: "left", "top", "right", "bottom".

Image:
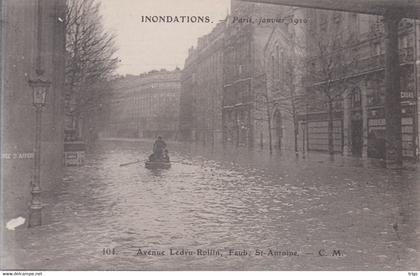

{"left": 119, "top": 159, "right": 142, "bottom": 167}
{"left": 120, "top": 159, "right": 192, "bottom": 167}
{"left": 170, "top": 159, "right": 193, "bottom": 165}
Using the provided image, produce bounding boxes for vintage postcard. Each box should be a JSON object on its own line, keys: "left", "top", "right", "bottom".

{"left": 1, "top": 0, "right": 419, "bottom": 272}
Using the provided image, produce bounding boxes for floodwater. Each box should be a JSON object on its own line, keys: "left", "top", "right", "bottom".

{"left": 13, "top": 140, "right": 419, "bottom": 270}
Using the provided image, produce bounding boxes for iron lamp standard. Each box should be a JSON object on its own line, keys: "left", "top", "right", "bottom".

{"left": 28, "top": 77, "right": 51, "bottom": 227}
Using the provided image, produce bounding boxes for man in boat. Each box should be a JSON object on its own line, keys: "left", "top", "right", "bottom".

{"left": 162, "top": 149, "right": 170, "bottom": 162}
{"left": 150, "top": 136, "right": 167, "bottom": 161}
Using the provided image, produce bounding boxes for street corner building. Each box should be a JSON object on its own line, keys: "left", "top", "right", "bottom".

{"left": 302, "top": 9, "right": 420, "bottom": 160}
{"left": 1, "top": 0, "right": 66, "bottom": 266}
{"left": 103, "top": 69, "right": 181, "bottom": 140}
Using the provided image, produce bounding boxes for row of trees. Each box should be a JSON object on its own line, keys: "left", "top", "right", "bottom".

{"left": 64, "top": 0, "right": 118, "bottom": 144}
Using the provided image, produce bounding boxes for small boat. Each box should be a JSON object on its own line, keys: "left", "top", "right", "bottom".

{"left": 145, "top": 160, "right": 171, "bottom": 169}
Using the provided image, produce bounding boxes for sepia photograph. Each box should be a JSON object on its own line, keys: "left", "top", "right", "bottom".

{"left": 1, "top": 0, "right": 419, "bottom": 272}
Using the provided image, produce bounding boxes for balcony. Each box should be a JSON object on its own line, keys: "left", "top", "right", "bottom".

{"left": 355, "top": 47, "right": 414, "bottom": 73}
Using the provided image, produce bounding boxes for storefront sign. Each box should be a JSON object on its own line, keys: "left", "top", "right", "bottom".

{"left": 1, "top": 152, "right": 34, "bottom": 159}
{"left": 401, "top": 91, "right": 414, "bottom": 99}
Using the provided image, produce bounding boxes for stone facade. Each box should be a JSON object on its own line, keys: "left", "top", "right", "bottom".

{"left": 259, "top": 7, "right": 307, "bottom": 153}
{"left": 180, "top": 1, "right": 308, "bottom": 151}
{"left": 180, "top": 22, "right": 225, "bottom": 145}
{"left": 222, "top": 0, "right": 293, "bottom": 148}
{"left": 105, "top": 69, "right": 181, "bottom": 139}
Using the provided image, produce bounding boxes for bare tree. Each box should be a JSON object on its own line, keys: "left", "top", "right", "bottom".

{"left": 278, "top": 31, "right": 306, "bottom": 157}
{"left": 257, "top": 25, "right": 306, "bottom": 156}
{"left": 254, "top": 72, "right": 275, "bottom": 154}
{"left": 64, "top": 0, "right": 118, "bottom": 142}
{"left": 305, "top": 19, "right": 357, "bottom": 157}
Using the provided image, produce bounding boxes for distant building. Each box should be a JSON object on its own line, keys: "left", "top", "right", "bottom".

{"left": 180, "top": 21, "right": 225, "bottom": 144}
{"left": 105, "top": 69, "right": 181, "bottom": 139}
{"left": 179, "top": 48, "right": 195, "bottom": 141}
{"left": 302, "top": 10, "right": 420, "bottom": 159}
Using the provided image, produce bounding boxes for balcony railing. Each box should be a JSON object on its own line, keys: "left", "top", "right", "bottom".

{"left": 355, "top": 47, "right": 414, "bottom": 72}
{"left": 307, "top": 47, "right": 415, "bottom": 81}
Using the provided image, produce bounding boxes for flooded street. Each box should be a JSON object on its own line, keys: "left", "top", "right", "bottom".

{"left": 14, "top": 140, "right": 419, "bottom": 270}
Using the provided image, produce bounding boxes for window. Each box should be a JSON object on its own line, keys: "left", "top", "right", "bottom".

{"left": 349, "top": 13, "right": 358, "bottom": 36}
{"left": 372, "top": 16, "right": 383, "bottom": 34}
{"left": 359, "top": 14, "right": 370, "bottom": 34}
{"left": 373, "top": 42, "right": 381, "bottom": 56}
{"left": 399, "top": 35, "right": 408, "bottom": 49}
{"left": 333, "top": 13, "right": 341, "bottom": 24}
{"left": 352, "top": 87, "right": 361, "bottom": 108}
{"left": 281, "top": 51, "right": 285, "bottom": 83}
{"left": 320, "top": 16, "right": 328, "bottom": 32}
{"left": 271, "top": 55, "right": 275, "bottom": 83}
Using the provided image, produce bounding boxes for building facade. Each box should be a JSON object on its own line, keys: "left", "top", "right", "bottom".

{"left": 179, "top": 49, "right": 195, "bottom": 141}
{"left": 179, "top": 22, "right": 225, "bottom": 145}
{"left": 222, "top": 0, "right": 295, "bottom": 148}
{"left": 179, "top": 1, "right": 420, "bottom": 159}
{"left": 259, "top": 7, "right": 307, "bottom": 152}
{"left": 179, "top": 0, "right": 306, "bottom": 151}
{"left": 105, "top": 69, "right": 181, "bottom": 139}
{"left": 303, "top": 10, "right": 420, "bottom": 159}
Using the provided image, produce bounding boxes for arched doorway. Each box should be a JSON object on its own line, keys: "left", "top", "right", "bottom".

{"left": 273, "top": 109, "right": 283, "bottom": 149}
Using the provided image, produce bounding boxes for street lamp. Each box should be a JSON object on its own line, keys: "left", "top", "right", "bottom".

{"left": 28, "top": 76, "right": 51, "bottom": 227}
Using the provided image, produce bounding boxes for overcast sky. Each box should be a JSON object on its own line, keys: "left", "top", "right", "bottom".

{"left": 98, "top": 0, "right": 231, "bottom": 76}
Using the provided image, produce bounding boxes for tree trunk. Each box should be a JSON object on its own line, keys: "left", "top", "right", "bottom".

{"left": 384, "top": 13, "right": 403, "bottom": 169}
{"left": 235, "top": 112, "right": 240, "bottom": 147}
{"left": 327, "top": 100, "right": 334, "bottom": 157}
{"left": 294, "top": 115, "right": 299, "bottom": 157}
{"left": 267, "top": 112, "right": 273, "bottom": 154}
{"left": 302, "top": 122, "right": 306, "bottom": 158}
{"left": 291, "top": 98, "right": 298, "bottom": 157}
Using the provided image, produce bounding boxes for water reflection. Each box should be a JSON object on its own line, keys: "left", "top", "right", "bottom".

{"left": 15, "top": 140, "right": 419, "bottom": 270}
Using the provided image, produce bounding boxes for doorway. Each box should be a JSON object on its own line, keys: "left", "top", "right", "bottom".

{"left": 351, "top": 119, "right": 363, "bottom": 156}
{"left": 273, "top": 109, "right": 283, "bottom": 149}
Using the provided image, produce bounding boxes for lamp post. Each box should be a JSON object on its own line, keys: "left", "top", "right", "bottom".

{"left": 28, "top": 76, "right": 51, "bottom": 227}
